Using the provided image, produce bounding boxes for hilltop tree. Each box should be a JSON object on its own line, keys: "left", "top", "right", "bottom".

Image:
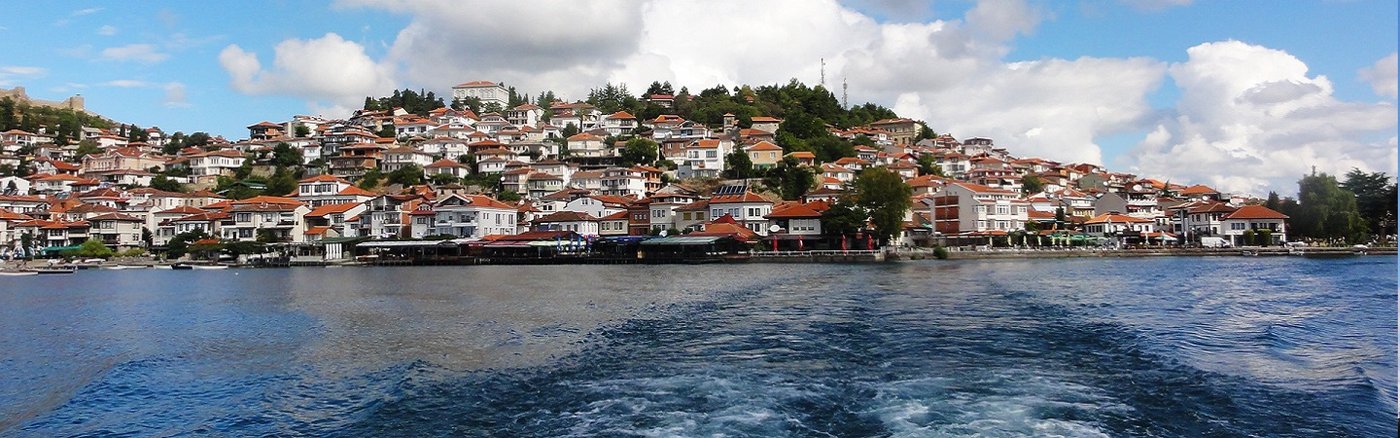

{"left": 264, "top": 167, "right": 297, "bottom": 196}
{"left": 185, "top": 132, "right": 212, "bottom": 147}
{"left": 853, "top": 167, "right": 913, "bottom": 245}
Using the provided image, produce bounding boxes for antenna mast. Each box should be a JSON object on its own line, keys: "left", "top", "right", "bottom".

{"left": 820, "top": 58, "right": 826, "bottom": 88}
{"left": 842, "top": 75, "right": 849, "bottom": 109}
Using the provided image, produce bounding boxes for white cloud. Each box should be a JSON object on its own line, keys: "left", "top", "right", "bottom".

{"left": 1359, "top": 52, "right": 1397, "bottom": 99}
{"left": 163, "top": 82, "right": 190, "bottom": 108}
{"left": 71, "top": 7, "right": 104, "bottom": 16}
{"left": 0, "top": 66, "right": 46, "bottom": 76}
{"left": 100, "top": 44, "right": 169, "bottom": 63}
{"left": 0, "top": 65, "right": 47, "bottom": 87}
{"left": 1127, "top": 40, "right": 1397, "bottom": 195}
{"left": 1119, "top": 0, "right": 1193, "bottom": 11}
{"left": 103, "top": 79, "right": 152, "bottom": 88}
{"left": 326, "top": 0, "right": 1155, "bottom": 166}
{"left": 218, "top": 33, "right": 395, "bottom": 112}
{"left": 97, "top": 25, "right": 117, "bottom": 36}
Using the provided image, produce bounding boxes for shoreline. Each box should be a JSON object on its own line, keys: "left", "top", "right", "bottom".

{"left": 2, "top": 247, "right": 1392, "bottom": 271}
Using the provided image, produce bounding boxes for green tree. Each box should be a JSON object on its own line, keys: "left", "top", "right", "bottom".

{"left": 264, "top": 167, "right": 297, "bottom": 196}
{"left": 429, "top": 173, "right": 459, "bottom": 185}
{"left": 185, "top": 132, "right": 212, "bottom": 147}
{"left": 1341, "top": 168, "right": 1397, "bottom": 236}
{"left": 497, "top": 190, "right": 522, "bottom": 202}
{"left": 917, "top": 155, "right": 942, "bottom": 176}
{"left": 1021, "top": 174, "right": 1045, "bottom": 195}
{"left": 724, "top": 150, "right": 755, "bottom": 179}
{"left": 359, "top": 169, "right": 384, "bottom": 190}
{"left": 72, "top": 238, "right": 115, "bottom": 258}
{"left": 1292, "top": 171, "right": 1368, "bottom": 243}
{"left": 149, "top": 175, "right": 185, "bottom": 192}
{"left": 294, "top": 125, "right": 311, "bottom": 138}
{"left": 619, "top": 137, "right": 659, "bottom": 167}
{"left": 74, "top": 139, "right": 101, "bottom": 159}
{"left": 763, "top": 157, "right": 814, "bottom": 200}
{"left": 853, "top": 167, "right": 913, "bottom": 245}
{"left": 1265, "top": 191, "right": 1281, "bottom": 211}
{"left": 917, "top": 123, "right": 936, "bottom": 140}
{"left": 821, "top": 198, "right": 868, "bottom": 237}
{"left": 387, "top": 164, "right": 424, "bottom": 186}
{"left": 270, "top": 142, "right": 303, "bottom": 167}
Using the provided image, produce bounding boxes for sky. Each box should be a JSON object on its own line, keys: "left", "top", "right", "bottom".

{"left": 0, "top": 0, "right": 1395, "bottom": 196}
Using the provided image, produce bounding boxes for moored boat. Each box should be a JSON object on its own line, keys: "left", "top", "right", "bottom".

{"left": 191, "top": 264, "right": 229, "bottom": 270}
{"left": 0, "top": 270, "right": 38, "bottom": 276}
{"left": 33, "top": 266, "right": 77, "bottom": 274}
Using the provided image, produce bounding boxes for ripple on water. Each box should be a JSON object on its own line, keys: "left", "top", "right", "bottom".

{"left": 1, "top": 258, "right": 1394, "bottom": 437}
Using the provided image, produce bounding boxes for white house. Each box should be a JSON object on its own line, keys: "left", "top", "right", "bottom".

{"left": 925, "top": 182, "right": 1029, "bottom": 235}
{"left": 451, "top": 81, "right": 509, "bottom": 107}
{"left": 708, "top": 189, "right": 773, "bottom": 236}
{"left": 418, "top": 193, "right": 518, "bottom": 238}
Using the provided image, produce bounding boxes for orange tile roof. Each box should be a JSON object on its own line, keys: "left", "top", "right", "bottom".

{"left": 1222, "top": 205, "right": 1289, "bottom": 220}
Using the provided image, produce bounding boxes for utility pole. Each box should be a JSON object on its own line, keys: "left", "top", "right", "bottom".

{"left": 820, "top": 58, "right": 826, "bottom": 88}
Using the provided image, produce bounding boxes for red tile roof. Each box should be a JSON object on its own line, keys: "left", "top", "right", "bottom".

{"left": 1222, "top": 205, "right": 1289, "bottom": 220}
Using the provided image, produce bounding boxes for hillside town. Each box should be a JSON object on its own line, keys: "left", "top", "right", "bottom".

{"left": 0, "top": 80, "right": 1310, "bottom": 263}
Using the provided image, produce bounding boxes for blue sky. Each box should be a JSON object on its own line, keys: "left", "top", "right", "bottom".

{"left": 2, "top": 1, "right": 1395, "bottom": 194}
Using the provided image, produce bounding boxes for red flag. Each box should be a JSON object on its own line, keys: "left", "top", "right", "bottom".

{"left": 841, "top": 234, "right": 848, "bottom": 253}
{"left": 772, "top": 236, "right": 778, "bottom": 251}
{"left": 797, "top": 235, "right": 804, "bottom": 251}
{"left": 868, "top": 235, "right": 874, "bottom": 250}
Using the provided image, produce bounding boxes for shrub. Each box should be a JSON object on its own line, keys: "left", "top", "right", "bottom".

{"left": 933, "top": 246, "right": 949, "bottom": 260}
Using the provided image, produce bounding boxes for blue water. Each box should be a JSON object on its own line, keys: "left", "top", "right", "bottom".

{"left": 1, "top": 257, "right": 1395, "bottom": 436}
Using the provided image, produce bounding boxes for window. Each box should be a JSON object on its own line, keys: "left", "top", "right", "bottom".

{"left": 1231, "top": 222, "right": 1246, "bottom": 230}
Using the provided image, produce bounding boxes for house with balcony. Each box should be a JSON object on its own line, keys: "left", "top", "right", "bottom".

{"left": 451, "top": 80, "right": 509, "bottom": 107}
{"left": 380, "top": 146, "right": 435, "bottom": 173}
{"left": 303, "top": 202, "right": 366, "bottom": 239}
{"left": 419, "top": 193, "right": 518, "bottom": 239}
{"left": 1094, "top": 189, "right": 1162, "bottom": 220}
{"left": 217, "top": 196, "right": 310, "bottom": 243}
{"left": 924, "top": 182, "right": 1029, "bottom": 236}
{"left": 565, "top": 133, "right": 610, "bottom": 158}
{"left": 708, "top": 188, "right": 774, "bottom": 236}
{"left": 87, "top": 212, "right": 144, "bottom": 250}
{"left": 1083, "top": 213, "right": 1156, "bottom": 246}
{"left": 187, "top": 149, "right": 247, "bottom": 178}
{"left": 532, "top": 210, "right": 601, "bottom": 236}
{"left": 677, "top": 139, "right": 728, "bottom": 179}
{"left": 601, "top": 111, "right": 638, "bottom": 136}
{"left": 329, "top": 143, "right": 387, "bottom": 178}
{"left": 358, "top": 194, "right": 425, "bottom": 239}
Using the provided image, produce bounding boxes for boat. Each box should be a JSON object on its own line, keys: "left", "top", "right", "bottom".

{"left": 33, "top": 266, "right": 77, "bottom": 274}
{"left": 0, "top": 270, "right": 38, "bottom": 276}
{"left": 169, "top": 263, "right": 194, "bottom": 270}
{"left": 1241, "top": 249, "right": 1259, "bottom": 256}
{"left": 191, "top": 264, "right": 229, "bottom": 270}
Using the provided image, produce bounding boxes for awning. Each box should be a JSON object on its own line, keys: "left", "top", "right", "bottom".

{"left": 41, "top": 245, "right": 81, "bottom": 254}
{"left": 640, "top": 236, "right": 724, "bottom": 246}
{"left": 356, "top": 240, "right": 457, "bottom": 248}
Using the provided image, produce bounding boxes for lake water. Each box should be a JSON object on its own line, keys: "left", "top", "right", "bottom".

{"left": 1, "top": 257, "right": 1395, "bottom": 437}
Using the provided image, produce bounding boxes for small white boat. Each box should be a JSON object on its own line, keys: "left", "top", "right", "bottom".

{"left": 103, "top": 265, "right": 135, "bottom": 270}
{"left": 33, "top": 266, "right": 77, "bottom": 274}
{"left": 191, "top": 264, "right": 229, "bottom": 270}
{"left": 0, "top": 270, "right": 37, "bottom": 276}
